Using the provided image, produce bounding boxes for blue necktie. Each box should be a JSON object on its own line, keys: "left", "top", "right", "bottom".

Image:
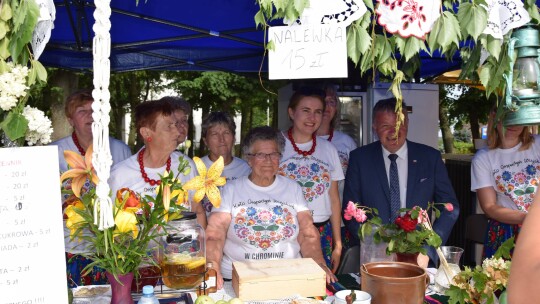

{"left": 388, "top": 154, "right": 400, "bottom": 222}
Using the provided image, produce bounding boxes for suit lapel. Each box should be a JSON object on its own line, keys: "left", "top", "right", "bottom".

{"left": 406, "top": 141, "right": 418, "bottom": 208}
{"left": 375, "top": 142, "right": 391, "bottom": 203}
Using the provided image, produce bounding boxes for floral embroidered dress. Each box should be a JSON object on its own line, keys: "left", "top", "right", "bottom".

{"left": 212, "top": 175, "right": 309, "bottom": 279}
{"left": 471, "top": 135, "right": 540, "bottom": 257}
{"left": 279, "top": 135, "right": 344, "bottom": 266}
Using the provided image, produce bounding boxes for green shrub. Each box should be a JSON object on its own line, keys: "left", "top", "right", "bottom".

{"left": 453, "top": 141, "right": 475, "bottom": 154}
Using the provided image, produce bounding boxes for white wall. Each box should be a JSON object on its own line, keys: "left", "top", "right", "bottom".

{"left": 368, "top": 82, "right": 439, "bottom": 149}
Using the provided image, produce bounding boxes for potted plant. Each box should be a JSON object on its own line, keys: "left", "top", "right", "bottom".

{"left": 344, "top": 201, "right": 453, "bottom": 265}
{"left": 446, "top": 238, "right": 514, "bottom": 304}
{"left": 61, "top": 145, "right": 225, "bottom": 303}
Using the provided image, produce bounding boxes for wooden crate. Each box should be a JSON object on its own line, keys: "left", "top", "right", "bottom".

{"left": 232, "top": 258, "right": 326, "bottom": 301}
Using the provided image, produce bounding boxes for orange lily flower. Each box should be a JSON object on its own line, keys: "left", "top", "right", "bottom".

{"left": 183, "top": 156, "right": 226, "bottom": 208}
{"left": 60, "top": 145, "right": 98, "bottom": 198}
{"left": 116, "top": 188, "right": 141, "bottom": 213}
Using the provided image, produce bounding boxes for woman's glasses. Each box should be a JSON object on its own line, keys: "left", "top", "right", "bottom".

{"left": 247, "top": 152, "right": 282, "bottom": 161}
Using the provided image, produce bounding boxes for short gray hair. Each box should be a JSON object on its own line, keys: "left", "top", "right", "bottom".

{"left": 201, "top": 112, "right": 236, "bottom": 138}
{"left": 241, "top": 126, "right": 285, "bottom": 160}
{"left": 372, "top": 97, "right": 408, "bottom": 122}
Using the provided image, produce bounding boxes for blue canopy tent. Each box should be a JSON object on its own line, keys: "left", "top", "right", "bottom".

{"left": 42, "top": 0, "right": 461, "bottom": 78}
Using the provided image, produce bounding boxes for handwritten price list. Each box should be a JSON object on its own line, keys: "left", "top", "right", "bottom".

{"left": 0, "top": 146, "right": 68, "bottom": 304}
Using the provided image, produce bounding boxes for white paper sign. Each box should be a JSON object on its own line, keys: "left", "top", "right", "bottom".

{"left": 0, "top": 146, "right": 68, "bottom": 304}
{"left": 268, "top": 24, "right": 348, "bottom": 79}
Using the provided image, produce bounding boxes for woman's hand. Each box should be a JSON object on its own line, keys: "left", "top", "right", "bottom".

{"left": 214, "top": 263, "right": 225, "bottom": 290}
{"left": 319, "top": 262, "right": 338, "bottom": 284}
{"left": 330, "top": 246, "right": 342, "bottom": 273}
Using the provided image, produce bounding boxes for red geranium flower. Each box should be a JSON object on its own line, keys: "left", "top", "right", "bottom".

{"left": 395, "top": 213, "right": 417, "bottom": 232}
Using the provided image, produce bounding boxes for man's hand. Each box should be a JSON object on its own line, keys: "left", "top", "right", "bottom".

{"left": 417, "top": 253, "right": 429, "bottom": 268}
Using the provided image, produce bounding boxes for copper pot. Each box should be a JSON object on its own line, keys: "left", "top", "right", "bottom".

{"left": 361, "top": 262, "right": 428, "bottom": 304}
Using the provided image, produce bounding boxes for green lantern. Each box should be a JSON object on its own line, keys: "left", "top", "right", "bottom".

{"left": 502, "top": 23, "right": 540, "bottom": 126}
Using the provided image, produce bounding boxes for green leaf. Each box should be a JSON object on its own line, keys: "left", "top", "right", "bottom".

{"left": 525, "top": 0, "right": 540, "bottom": 23}
{"left": 284, "top": 3, "right": 298, "bottom": 24}
{"left": 266, "top": 40, "right": 275, "bottom": 51}
{"left": 293, "top": 0, "right": 308, "bottom": 15}
{"left": 0, "top": 21, "right": 8, "bottom": 40}
{"left": 484, "top": 34, "right": 502, "bottom": 60}
{"left": 428, "top": 11, "right": 461, "bottom": 53}
{"left": 526, "top": 186, "right": 536, "bottom": 194}
{"left": 254, "top": 11, "right": 266, "bottom": 28}
{"left": 347, "top": 24, "right": 361, "bottom": 65}
{"left": 457, "top": 2, "right": 488, "bottom": 41}
{"left": 401, "top": 55, "right": 421, "bottom": 79}
{"left": 395, "top": 36, "right": 427, "bottom": 61}
{"left": 0, "top": 2, "right": 12, "bottom": 21}
{"left": 363, "top": 0, "right": 374, "bottom": 11}
{"left": 0, "top": 35, "right": 10, "bottom": 59}
{"left": 252, "top": 226, "right": 265, "bottom": 231}
{"left": 273, "top": 0, "right": 288, "bottom": 12}
{"left": 0, "top": 111, "right": 28, "bottom": 140}
{"left": 446, "top": 285, "right": 470, "bottom": 304}
{"left": 374, "top": 34, "right": 392, "bottom": 64}
{"left": 378, "top": 57, "right": 397, "bottom": 76}
{"left": 494, "top": 236, "right": 515, "bottom": 259}
{"left": 459, "top": 45, "right": 482, "bottom": 80}
{"left": 33, "top": 58, "right": 48, "bottom": 83}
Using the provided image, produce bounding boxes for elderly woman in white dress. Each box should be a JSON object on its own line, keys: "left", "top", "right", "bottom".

{"left": 206, "top": 126, "right": 336, "bottom": 289}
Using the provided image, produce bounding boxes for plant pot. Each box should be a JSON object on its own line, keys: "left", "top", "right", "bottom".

{"left": 361, "top": 261, "right": 429, "bottom": 304}
{"left": 106, "top": 272, "right": 134, "bottom": 304}
{"left": 395, "top": 252, "right": 419, "bottom": 266}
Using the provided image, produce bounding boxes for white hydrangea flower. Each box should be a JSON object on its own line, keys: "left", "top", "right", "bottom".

{"left": 22, "top": 106, "right": 53, "bottom": 146}
{"left": 0, "top": 63, "right": 29, "bottom": 111}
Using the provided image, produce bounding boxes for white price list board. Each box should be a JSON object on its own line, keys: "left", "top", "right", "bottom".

{"left": 0, "top": 146, "right": 68, "bottom": 304}
{"left": 268, "top": 24, "right": 347, "bottom": 80}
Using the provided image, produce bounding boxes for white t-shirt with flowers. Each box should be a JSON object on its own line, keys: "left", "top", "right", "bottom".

{"left": 471, "top": 136, "right": 540, "bottom": 212}
{"left": 212, "top": 175, "right": 309, "bottom": 279}
{"left": 279, "top": 135, "right": 344, "bottom": 223}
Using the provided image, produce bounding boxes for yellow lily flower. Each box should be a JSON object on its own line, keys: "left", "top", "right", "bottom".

{"left": 114, "top": 208, "right": 139, "bottom": 238}
{"left": 60, "top": 144, "right": 99, "bottom": 198}
{"left": 183, "top": 156, "right": 226, "bottom": 208}
{"left": 64, "top": 201, "right": 86, "bottom": 240}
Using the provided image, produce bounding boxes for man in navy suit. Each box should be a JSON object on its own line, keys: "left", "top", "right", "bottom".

{"left": 343, "top": 97, "right": 459, "bottom": 265}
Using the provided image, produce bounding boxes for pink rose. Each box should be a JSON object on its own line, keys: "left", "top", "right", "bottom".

{"left": 344, "top": 201, "right": 357, "bottom": 221}
{"left": 354, "top": 208, "right": 367, "bottom": 223}
{"left": 445, "top": 203, "right": 454, "bottom": 212}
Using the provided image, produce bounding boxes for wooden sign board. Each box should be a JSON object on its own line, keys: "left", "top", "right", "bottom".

{"left": 0, "top": 146, "right": 68, "bottom": 304}
{"left": 268, "top": 24, "right": 348, "bottom": 80}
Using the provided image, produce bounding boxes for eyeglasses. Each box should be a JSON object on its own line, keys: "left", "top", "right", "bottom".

{"left": 247, "top": 152, "right": 282, "bottom": 161}
{"left": 325, "top": 98, "right": 338, "bottom": 107}
{"left": 177, "top": 115, "right": 189, "bottom": 126}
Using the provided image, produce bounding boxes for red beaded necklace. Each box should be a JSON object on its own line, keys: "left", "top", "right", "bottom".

{"left": 138, "top": 148, "right": 171, "bottom": 186}
{"left": 288, "top": 127, "right": 316, "bottom": 157}
{"left": 72, "top": 132, "right": 86, "bottom": 156}
{"left": 327, "top": 128, "right": 334, "bottom": 142}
